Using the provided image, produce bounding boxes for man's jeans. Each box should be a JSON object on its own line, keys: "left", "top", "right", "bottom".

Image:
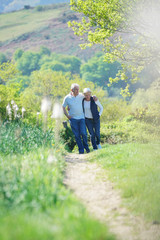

{"left": 70, "top": 118, "right": 89, "bottom": 153}
{"left": 85, "top": 118, "right": 100, "bottom": 150}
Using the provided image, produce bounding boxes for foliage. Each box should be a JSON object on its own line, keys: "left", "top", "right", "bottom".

{"left": 69, "top": 0, "right": 160, "bottom": 96}
{"left": 100, "top": 120, "right": 160, "bottom": 144}
{"left": 14, "top": 49, "right": 24, "bottom": 61}
{"left": 0, "top": 53, "right": 8, "bottom": 64}
{"left": 0, "top": 124, "right": 115, "bottom": 240}
{"left": 131, "top": 78, "right": 160, "bottom": 107}
{"left": 60, "top": 124, "right": 76, "bottom": 151}
{"left": 89, "top": 143, "right": 160, "bottom": 221}
{"left": 16, "top": 51, "right": 40, "bottom": 76}
{"left": 80, "top": 54, "right": 122, "bottom": 96}
{"left": 0, "top": 121, "right": 54, "bottom": 155}
{"left": 0, "top": 61, "right": 18, "bottom": 83}
{"left": 100, "top": 99, "right": 131, "bottom": 123}
{"left": 0, "top": 84, "right": 21, "bottom": 119}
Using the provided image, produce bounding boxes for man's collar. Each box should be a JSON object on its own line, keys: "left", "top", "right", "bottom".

{"left": 70, "top": 92, "right": 79, "bottom": 97}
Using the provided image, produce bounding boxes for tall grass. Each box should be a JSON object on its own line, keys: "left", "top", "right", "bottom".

{"left": 0, "top": 121, "right": 54, "bottom": 155}
{"left": 0, "top": 122, "right": 115, "bottom": 240}
{"left": 90, "top": 143, "right": 160, "bottom": 222}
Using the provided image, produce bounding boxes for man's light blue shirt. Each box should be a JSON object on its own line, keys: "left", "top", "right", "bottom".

{"left": 62, "top": 93, "right": 84, "bottom": 119}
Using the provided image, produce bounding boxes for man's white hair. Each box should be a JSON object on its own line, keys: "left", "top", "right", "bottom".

{"left": 71, "top": 83, "right": 79, "bottom": 90}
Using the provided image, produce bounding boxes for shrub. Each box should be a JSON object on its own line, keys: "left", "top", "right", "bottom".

{"left": 100, "top": 120, "right": 160, "bottom": 144}
{"left": 36, "top": 5, "right": 44, "bottom": 12}
{"left": 60, "top": 124, "right": 76, "bottom": 151}
{"left": 24, "top": 5, "right": 31, "bottom": 10}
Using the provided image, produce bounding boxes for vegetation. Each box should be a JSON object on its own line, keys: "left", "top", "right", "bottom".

{"left": 89, "top": 143, "right": 160, "bottom": 222}
{"left": 0, "top": 127, "right": 114, "bottom": 240}
{"left": 0, "top": 1, "right": 160, "bottom": 238}
{"left": 69, "top": 0, "right": 160, "bottom": 96}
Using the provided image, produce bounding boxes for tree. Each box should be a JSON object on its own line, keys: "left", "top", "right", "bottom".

{"left": 80, "top": 54, "right": 122, "bottom": 96}
{"left": 58, "top": 55, "right": 82, "bottom": 74}
{"left": 0, "top": 61, "right": 18, "bottom": 84}
{"left": 14, "top": 49, "right": 24, "bottom": 61}
{"left": 0, "top": 53, "right": 8, "bottom": 64}
{"left": 41, "top": 61, "right": 69, "bottom": 72}
{"left": 20, "top": 69, "right": 106, "bottom": 118}
{"left": 69, "top": 0, "right": 160, "bottom": 96}
{"left": 16, "top": 51, "right": 40, "bottom": 75}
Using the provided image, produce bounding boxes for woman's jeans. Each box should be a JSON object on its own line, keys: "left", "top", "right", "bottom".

{"left": 69, "top": 118, "right": 90, "bottom": 153}
{"left": 85, "top": 118, "right": 100, "bottom": 149}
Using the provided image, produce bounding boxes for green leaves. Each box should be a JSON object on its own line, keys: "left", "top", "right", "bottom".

{"left": 0, "top": 121, "right": 54, "bottom": 155}
{"left": 69, "top": 0, "right": 160, "bottom": 95}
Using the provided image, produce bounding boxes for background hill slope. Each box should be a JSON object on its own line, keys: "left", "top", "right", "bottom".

{"left": 0, "top": 3, "right": 99, "bottom": 59}
{"left": 0, "top": 0, "right": 69, "bottom": 13}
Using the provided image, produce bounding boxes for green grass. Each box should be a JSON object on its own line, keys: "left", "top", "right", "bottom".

{"left": 0, "top": 121, "right": 54, "bottom": 155}
{"left": 0, "top": 6, "right": 66, "bottom": 42}
{"left": 0, "top": 148, "right": 115, "bottom": 240}
{"left": 0, "top": 122, "right": 115, "bottom": 240}
{"left": 89, "top": 143, "right": 160, "bottom": 222}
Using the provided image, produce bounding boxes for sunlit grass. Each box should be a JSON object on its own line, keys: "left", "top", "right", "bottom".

{"left": 90, "top": 143, "right": 160, "bottom": 222}
{"left": 0, "top": 122, "right": 115, "bottom": 240}
{"left": 0, "top": 121, "right": 54, "bottom": 155}
{"left": 0, "top": 7, "right": 65, "bottom": 42}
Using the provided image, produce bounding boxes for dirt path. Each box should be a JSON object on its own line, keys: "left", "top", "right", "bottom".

{"left": 64, "top": 153, "right": 160, "bottom": 240}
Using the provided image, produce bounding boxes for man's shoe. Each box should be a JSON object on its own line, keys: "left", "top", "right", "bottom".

{"left": 97, "top": 144, "right": 102, "bottom": 149}
{"left": 86, "top": 149, "right": 90, "bottom": 153}
{"left": 79, "top": 152, "right": 84, "bottom": 154}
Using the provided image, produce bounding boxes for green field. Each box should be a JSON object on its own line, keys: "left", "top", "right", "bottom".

{"left": 89, "top": 142, "right": 160, "bottom": 222}
{"left": 0, "top": 7, "right": 66, "bottom": 42}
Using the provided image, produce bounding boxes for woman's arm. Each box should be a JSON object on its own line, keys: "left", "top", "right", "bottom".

{"left": 95, "top": 100, "right": 103, "bottom": 116}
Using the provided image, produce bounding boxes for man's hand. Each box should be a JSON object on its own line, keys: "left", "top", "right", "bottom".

{"left": 93, "top": 95, "right": 98, "bottom": 101}
{"left": 63, "top": 106, "right": 72, "bottom": 120}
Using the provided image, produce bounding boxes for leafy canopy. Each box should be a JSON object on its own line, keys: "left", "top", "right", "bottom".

{"left": 69, "top": 0, "right": 160, "bottom": 96}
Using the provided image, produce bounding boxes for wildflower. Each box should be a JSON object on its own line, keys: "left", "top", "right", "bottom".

{"left": 6, "top": 104, "right": 12, "bottom": 120}
{"left": 51, "top": 102, "right": 63, "bottom": 119}
{"left": 47, "top": 154, "right": 57, "bottom": 164}
{"left": 41, "top": 97, "right": 51, "bottom": 115}
{"left": 22, "top": 107, "right": 26, "bottom": 118}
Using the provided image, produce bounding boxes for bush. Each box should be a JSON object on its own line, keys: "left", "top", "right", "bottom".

{"left": 35, "top": 5, "right": 44, "bottom": 12}
{"left": 24, "top": 5, "right": 31, "bottom": 10}
{"left": 100, "top": 120, "right": 160, "bottom": 144}
{"left": 60, "top": 123, "right": 76, "bottom": 151}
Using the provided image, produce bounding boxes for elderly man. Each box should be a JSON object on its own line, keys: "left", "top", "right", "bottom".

{"left": 62, "top": 83, "right": 90, "bottom": 154}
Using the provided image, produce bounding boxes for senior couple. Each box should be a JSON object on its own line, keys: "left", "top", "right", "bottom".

{"left": 62, "top": 83, "right": 103, "bottom": 154}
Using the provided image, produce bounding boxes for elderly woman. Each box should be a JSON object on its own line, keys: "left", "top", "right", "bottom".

{"left": 82, "top": 88, "right": 103, "bottom": 150}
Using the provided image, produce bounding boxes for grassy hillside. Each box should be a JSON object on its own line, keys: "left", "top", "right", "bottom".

{"left": 0, "top": 0, "right": 70, "bottom": 13}
{"left": 0, "top": 3, "right": 100, "bottom": 60}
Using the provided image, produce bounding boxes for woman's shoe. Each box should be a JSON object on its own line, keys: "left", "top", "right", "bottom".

{"left": 97, "top": 144, "right": 102, "bottom": 149}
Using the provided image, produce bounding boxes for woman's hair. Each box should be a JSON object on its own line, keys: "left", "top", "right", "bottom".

{"left": 71, "top": 83, "right": 79, "bottom": 90}
{"left": 83, "top": 88, "right": 91, "bottom": 94}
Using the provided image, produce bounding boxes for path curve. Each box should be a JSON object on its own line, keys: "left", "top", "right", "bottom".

{"left": 64, "top": 153, "right": 160, "bottom": 240}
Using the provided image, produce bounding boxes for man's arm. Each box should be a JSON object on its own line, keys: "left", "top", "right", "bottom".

{"left": 80, "top": 92, "right": 98, "bottom": 101}
{"left": 62, "top": 106, "right": 72, "bottom": 120}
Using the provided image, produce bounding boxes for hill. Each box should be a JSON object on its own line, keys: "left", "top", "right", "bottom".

{"left": 0, "top": 0, "right": 69, "bottom": 13}
{"left": 0, "top": 3, "right": 100, "bottom": 60}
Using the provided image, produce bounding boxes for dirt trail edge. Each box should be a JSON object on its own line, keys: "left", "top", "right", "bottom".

{"left": 64, "top": 153, "right": 160, "bottom": 240}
